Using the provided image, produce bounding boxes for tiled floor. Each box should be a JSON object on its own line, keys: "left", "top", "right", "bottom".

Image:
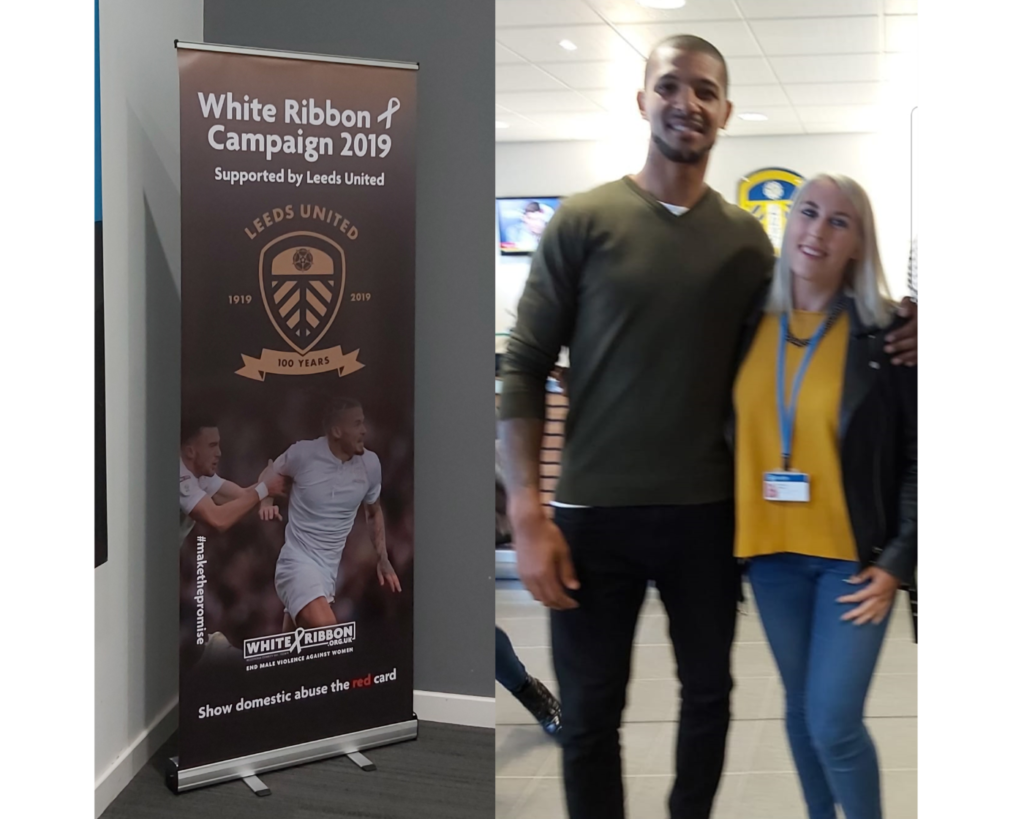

{"left": 496, "top": 582, "right": 917, "bottom": 819}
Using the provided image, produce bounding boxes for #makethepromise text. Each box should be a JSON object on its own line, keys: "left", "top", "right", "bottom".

{"left": 197, "top": 91, "right": 401, "bottom": 162}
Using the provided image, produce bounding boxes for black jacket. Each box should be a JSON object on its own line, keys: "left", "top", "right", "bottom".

{"left": 729, "top": 292, "right": 918, "bottom": 637}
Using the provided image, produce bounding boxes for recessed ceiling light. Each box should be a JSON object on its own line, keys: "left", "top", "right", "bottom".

{"left": 496, "top": 120, "right": 509, "bottom": 129}
{"left": 559, "top": 39, "right": 578, "bottom": 51}
{"left": 739, "top": 112, "right": 768, "bottom": 121}
{"left": 636, "top": 0, "right": 687, "bottom": 9}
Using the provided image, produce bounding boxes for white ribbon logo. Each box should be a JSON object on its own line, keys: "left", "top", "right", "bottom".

{"left": 377, "top": 97, "right": 401, "bottom": 129}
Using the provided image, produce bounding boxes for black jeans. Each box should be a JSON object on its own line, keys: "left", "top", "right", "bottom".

{"left": 495, "top": 626, "right": 529, "bottom": 692}
{"left": 551, "top": 503, "right": 739, "bottom": 819}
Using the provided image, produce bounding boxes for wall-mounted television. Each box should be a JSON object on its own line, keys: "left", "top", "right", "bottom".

{"left": 497, "top": 197, "right": 561, "bottom": 255}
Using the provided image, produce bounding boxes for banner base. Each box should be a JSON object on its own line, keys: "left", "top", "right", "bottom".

{"left": 166, "top": 717, "right": 418, "bottom": 794}
{"left": 346, "top": 751, "right": 377, "bottom": 771}
{"left": 242, "top": 775, "right": 271, "bottom": 797}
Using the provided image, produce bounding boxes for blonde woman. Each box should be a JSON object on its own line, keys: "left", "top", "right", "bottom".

{"left": 731, "top": 174, "right": 916, "bottom": 819}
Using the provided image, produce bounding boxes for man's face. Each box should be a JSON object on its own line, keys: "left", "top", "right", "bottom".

{"left": 638, "top": 47, "right": 732, "bottom": 165}
{"left": 332, "top": 407, "right": 367, "bottom": 455}
{"left": 522, "top": 209, "right": 547, "bottom": 237}
{"left": 186, "top": 427, "right": 221, "bottom": 477}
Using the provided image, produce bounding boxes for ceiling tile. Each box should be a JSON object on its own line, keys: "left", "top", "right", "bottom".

{"left": 581, "top": 87, "right": 643, "bottom": 112}
{"left": 726, "top": 56, "right": 778, "bottom": 85}
{"left": 729, "top": 104, "right": 802, "bottom": 124}
{"left": 802, "top": 121, "right": 876, "bottom": 134}
{"left": 884, "top": 0, "right": 917, "bottom": 12}
{"left": 496, "top": 42, "right": 527, "bottom": 64}
{"left": 883, "top": 51, "right": 916, "bottom": 76}
{"left": 524, "top": 111, "right": 617, "bottom": 130}
{"left": 495, "top": 121, "right": 557, "bottom": 141}
{"left": 495, "top": 111, "right": 549, "bottom": 131}
{"left": 615, "top": 21, "right": 764, "bottom": 57}
{"left": 496, "top": 0, "right": 604, "bottom": 28}
{"left": 496, "top": 129, "right": 558, "bottom": 142}
{"left": 539, "top": 45, "right": 775, "bottom": 90}
{"left": 496, "top": 64, "right": 569, "bottom": 92}
{"left": 495, "top": 132, "right": 544, "bottom": 143}
{"left": 729, "top": 84, "right": 790, "bottom": 106}
{"left": 583, "top": 0, "right": 743, "bottom": 24}
{"left": 885, "top": 15, "right": 917, "bottom": 53}
{"left": 784, "top": 81, "right": 884, "bottom": 105}
{"left": 770, "top": 54, "right": 883, "bottom": 83}
{"left": 726, "top": 121, "right": 806, "bottom": 136}
{"left": 750, "top": 17, "right": 882, "bottom": 56}
{"left": 736, "top": 0, "right": 881, "bottom": 18}
{"left": 516, "top": 111, "right": 651, "bottom": 141}
{"left": 496, "top": 24, "right": 641, "bottom": 63}
{"left": 496, "top": 91, "right": 604, "bottom": 113}
{"left": 797, "top": 104, "right": 882, "bottom": 128}
{"left": 538, "top": 59, "right": 646, "bottom": 90}
{"left": 882, "top": 51, "right": 917, "bottom": 88}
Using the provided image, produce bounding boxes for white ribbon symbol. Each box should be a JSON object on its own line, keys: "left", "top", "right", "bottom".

{"left": 289, "top": 627, "right": 307, "bottom": 655}
{"left": 377, "top": 97, "right": 401, "bottom": 129}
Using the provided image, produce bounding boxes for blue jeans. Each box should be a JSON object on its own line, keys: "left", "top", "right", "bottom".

{"left": 747, "top": 553, "right": 891, "bottom": 819}
{"left": 496, "top": 626, "right": 529, "bottom": 692}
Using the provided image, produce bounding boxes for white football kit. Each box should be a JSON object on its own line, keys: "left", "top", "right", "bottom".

{"left": 272, "top": 437, "right": 382, "bottom": 618}
{"left": 179, "top": 459, "right": 225, "bottom": 544}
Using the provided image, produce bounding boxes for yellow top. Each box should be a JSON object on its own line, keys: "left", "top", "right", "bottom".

{"left": 734, "top": 310, "right": 858, "bottom": 561}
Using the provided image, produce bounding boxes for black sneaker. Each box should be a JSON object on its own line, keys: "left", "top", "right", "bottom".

{"left": 512, "top": 676, "right": 562, "bottom": 739}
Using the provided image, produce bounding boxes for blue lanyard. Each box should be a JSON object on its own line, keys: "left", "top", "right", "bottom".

{"left": 776, "top": 312, "right": 832, "bottom": 471}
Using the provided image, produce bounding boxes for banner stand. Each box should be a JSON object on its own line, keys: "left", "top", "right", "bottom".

{"left": 166, "top": 718, "right": 418, "bottom": 794}
{"left": 172, "top": 40, "right": 419, "bottom": 796}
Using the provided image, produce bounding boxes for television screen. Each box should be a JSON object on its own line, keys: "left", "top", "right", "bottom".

{"left": 497, "top": 197, "right": 561, "bottom": 255}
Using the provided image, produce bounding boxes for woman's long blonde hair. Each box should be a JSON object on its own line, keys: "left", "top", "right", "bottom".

{"left": 766, "top": 173, "right": 893, "bottom": 328}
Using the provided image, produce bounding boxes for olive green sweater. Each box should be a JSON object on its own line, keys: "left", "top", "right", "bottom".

{"left": 500, "top": 176, "right": 774, "bottom": 506}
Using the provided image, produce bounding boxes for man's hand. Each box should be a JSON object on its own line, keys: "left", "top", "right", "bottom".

{"left": 259, "top": 504, "right": 282, "bottom": 522}
{"left": 513, "top": 512, "right": 579, "bottom": 610}
{"left": 555, "top": 367, "right": 569, "bottom": 398}
{"left": 884, "top": 297, "right": 917, "bottom": 367}
{"left": 837, "top": 566, "right": 900, "bottom": 625}
{"left": 257, "top": 459, "right": 286, "bottom": 498}
{"left": 377, "top": 557, "right": 402, "bottom": 593}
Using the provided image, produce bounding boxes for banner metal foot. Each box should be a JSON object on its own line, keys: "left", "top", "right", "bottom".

{"left": 242, "top": 775, "right": 271, "bottom": 796}
{"left": 346, "top": 751, "right": 376, "bottom": 771}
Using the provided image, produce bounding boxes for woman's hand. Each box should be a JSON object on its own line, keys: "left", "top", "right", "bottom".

{"left": 837, "top": 566, "right": 900, "bottom": 625}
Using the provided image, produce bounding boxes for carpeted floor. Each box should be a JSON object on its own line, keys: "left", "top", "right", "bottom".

{"left": 101, "top": 721, "right": 495, "bottom": 819}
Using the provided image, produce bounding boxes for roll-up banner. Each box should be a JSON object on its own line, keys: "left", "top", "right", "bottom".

{"left": 171, "top": 42, "right": 418, "bottom": 793}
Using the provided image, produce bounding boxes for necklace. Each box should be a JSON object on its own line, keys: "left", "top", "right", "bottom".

{"left": 786, "top": 296, "right": 846, "bottom": 348}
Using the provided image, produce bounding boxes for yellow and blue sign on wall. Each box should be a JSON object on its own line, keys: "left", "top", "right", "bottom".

{"left": 738, "top": 168, "right": 804, "bottom": 255}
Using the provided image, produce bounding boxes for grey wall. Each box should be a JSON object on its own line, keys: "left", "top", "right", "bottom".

{"left": 205, "top": 0, "right": 495, "bottom": 697}
{"left": 95, "top": 0, "right": 205, "bottom": 811}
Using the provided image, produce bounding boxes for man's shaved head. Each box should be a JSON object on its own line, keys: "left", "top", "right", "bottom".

{"left": 645, "top": 34, "right": 729, "bottom": 94}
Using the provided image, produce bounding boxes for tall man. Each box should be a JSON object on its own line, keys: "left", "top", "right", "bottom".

{"left": 499, "top": 35, "right": 918, "bottom": 819}
{"left": 179, "top": 418, "right": 284, "bottom": 545}
{"left": 260, "top": 397, "right": 402, "bottom": 632}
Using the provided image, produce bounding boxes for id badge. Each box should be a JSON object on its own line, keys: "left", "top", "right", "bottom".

{"left": 764, "top": 472, "right": 810, "bottom": 503}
